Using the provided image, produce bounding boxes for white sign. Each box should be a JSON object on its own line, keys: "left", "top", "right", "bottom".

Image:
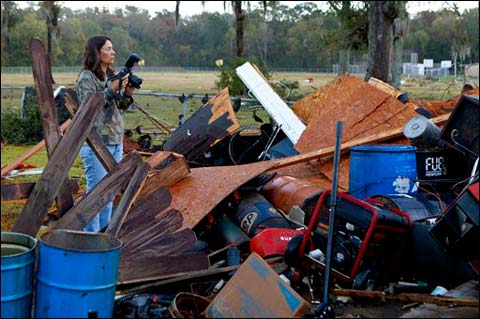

{"left": 441, "top": 60, "right": 452, "bottom": 68}
{"left": 423, "top": 59, "right": 434, "bottom": 68}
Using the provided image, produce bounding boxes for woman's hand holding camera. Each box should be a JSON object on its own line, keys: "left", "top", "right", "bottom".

{"left": 112, "top": 73, "right": 129, "bottom": 92}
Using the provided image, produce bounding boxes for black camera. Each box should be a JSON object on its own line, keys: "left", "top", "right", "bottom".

{"left": 112, "top": 53, "right": 144, "bottom": 89}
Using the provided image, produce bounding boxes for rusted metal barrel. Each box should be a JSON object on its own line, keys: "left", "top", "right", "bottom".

{"left": 261, "top": 175, "right": 325, "bottom": 221}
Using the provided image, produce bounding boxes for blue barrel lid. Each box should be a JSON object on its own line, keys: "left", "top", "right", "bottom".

{"left": 351, "top": 144, "right": 416, "bottom": 152}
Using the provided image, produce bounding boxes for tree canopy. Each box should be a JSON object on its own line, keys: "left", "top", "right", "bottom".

{"left": 1, "top": 1, "right": 478, "bottom": 69}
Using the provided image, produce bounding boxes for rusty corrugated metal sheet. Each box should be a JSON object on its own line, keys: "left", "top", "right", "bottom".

{"left": 160, "top": 161, "right": 277, "bottom": 229}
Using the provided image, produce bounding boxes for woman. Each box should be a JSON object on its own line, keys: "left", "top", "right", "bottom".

{"left": 76, "top": 35, "right": 135, "bottom": 232}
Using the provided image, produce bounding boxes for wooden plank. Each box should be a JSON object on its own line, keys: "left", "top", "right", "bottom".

{"left": 30, "top": 37, "right": 74, "bottom": 215}
{"left": 63, "top": 92, "right": 118, "bottom": 172}
{"left": 105, "top": 160, "right": 150, "bottom": 237}
{"left": 52, "top": 151, "right": 143, "bottom": 231}
{"left": 12, "top": 93, "right": 104, "bottom": 237}
{"left": 270, "top": 113, "right": 451, "bottom": 170}
{"left": 0, "top": 119, "right": 72, "bottom": 177}
{"left": 236, "top": 62, "right": 306, "bottom": 144}
{"left": 1, "top": 179, "right": 79, "bottom": 202}
{"left": 333, "top": 288, "right": 479, "bottom": 307}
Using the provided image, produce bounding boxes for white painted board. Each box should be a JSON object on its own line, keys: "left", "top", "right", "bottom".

{"left": 235, "top": 62, "right": 306, "bottom": 144}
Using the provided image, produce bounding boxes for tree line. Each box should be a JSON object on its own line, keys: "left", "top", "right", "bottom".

{"left": 1, "top": 1, "right": 478, "bottom": 71}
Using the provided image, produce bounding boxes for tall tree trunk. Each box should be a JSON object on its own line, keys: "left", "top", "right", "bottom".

{"left": 339, "top": 48, "right": 350, "bottom": 75}
{"left": 234, "top": 0, "right": 244, "bottom": 57}
{"left": 365, "top": 1, "right": 398, "bottom": 82}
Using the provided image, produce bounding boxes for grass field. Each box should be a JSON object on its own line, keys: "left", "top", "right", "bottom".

{"left": 0, "top": 70, "right": 469, "bottom": 231}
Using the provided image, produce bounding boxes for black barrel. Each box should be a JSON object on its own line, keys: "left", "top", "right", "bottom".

{"left": 369, "top": 192, "right": 446, "bottom": 222}
{"left": 230, "top": 192, "right": 291, "bottom": 237}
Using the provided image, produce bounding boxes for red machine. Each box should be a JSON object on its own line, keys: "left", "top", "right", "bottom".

{"left": 296, "top": 190, "right": 413, "bottom": 284}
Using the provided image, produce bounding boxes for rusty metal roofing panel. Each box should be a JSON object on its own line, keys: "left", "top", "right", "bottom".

{"left": 160, "top": 161, "right": 277, "bottom": 229}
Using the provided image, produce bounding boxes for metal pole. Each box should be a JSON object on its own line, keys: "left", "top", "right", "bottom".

{"left": 322, "top": 120, "right": 343, "bottom": 304}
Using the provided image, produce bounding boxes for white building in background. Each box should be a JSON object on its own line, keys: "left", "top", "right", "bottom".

{"left": 403, "top": 58, "right": 452, "bottom": 78}
{"left": 403, "top": 63, "right": 425, "bottom": 77}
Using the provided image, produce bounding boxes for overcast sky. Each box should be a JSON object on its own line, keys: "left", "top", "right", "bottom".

{"left": 15, "top": 1, "right": 479, "bottom": 17}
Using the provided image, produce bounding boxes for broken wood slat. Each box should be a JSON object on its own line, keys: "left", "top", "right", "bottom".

{"left": 236, "top": 62, "right": 306, "bottom": 144}
{"left": 135, "top": 103, "right": 172, "bottom": 134}
{"left": 63, "top": 92, "right": 118, "bottom": 172}
{"left": 1, "top": 179, "right": 79, "bottom": 202}
{"left": 160, "top": 160, "right": 277, "bottom": 229}
{"left": 52, "top": 151, "right": 143, "bottom": 231}
{"left": 30, "top": 37, "right": 74, "bottom": 215}
{"left": 119, "top": 208, "right": 182, "bottom": 250}
{"left": 333, "top": 288, "right": 479, "bottom": 307}
{"left": 163, "top": 88, "right": 240, "bottom": 160}
{"left": 118, "top": 188, "right": 174, "bottom": 238}
{"left": 0, "top": 119, "right": 72, "bottom": 177}
{"left": 105, "top": 160, "right": 151, "bottom": 237}
{"left": 12, "top": 93, "right": 104, "bottom": 237}
{"left": 271, "top": 113, "right": 451, "bottom": 171}
{"left": 118, "top": 251, "right": 210, "bottom": 285}
{"left": 139, "top": 155, "right": 191, "bottom": 199}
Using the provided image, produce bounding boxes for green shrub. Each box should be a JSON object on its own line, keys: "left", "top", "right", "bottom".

{"left": 215, "top": 57, "right": 271, "bottom": 96}
{"left": 1, "top": 104, "right": 44, "bottom": 145}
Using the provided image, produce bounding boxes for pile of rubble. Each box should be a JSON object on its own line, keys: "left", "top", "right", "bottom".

{"left": 2, "top": 40, "right": 479, "bottom": 318}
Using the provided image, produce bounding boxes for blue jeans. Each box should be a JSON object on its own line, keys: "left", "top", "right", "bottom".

{"left": 80, "top": 144, "right": 123, "bottom": 232}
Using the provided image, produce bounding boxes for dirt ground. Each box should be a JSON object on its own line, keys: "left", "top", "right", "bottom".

{"left": 315, "top": 300, "right": 479, "bottom": 318}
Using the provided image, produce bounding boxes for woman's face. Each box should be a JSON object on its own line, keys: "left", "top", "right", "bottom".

{"left": 99, "top": 40, "right": 115, "bottom": 67}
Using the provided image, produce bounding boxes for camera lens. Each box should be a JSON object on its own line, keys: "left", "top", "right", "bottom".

{"left": 128, "top": 74, "right": 143, "bottom": 89}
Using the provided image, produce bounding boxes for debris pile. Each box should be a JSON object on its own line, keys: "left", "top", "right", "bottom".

{"left": 1, "top": 40, "right": 479, "bottom": 318}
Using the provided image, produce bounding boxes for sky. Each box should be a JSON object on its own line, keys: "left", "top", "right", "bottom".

{"left": 14, "top": 1, "right": 480, "bottom": 17}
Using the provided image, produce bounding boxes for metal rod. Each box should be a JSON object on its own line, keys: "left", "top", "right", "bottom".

{"left": 322, "top": 120, "right": 343, "bottom": 305}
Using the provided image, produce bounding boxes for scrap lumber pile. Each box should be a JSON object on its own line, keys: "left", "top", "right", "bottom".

{"left": 2, "top": 40, "right": 479, "bottom": 318}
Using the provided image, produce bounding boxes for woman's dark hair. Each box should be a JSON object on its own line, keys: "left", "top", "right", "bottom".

{"left": 82, "top": 35, "right": 115, "bottom": 80}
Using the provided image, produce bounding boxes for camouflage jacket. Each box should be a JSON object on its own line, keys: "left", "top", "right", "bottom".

{"left": 76, "top": 69, "right": 134, "bottom": 145}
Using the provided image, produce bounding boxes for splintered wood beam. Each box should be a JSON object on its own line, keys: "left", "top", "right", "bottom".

{"left": 30, "top": 37, "right": 74, "bottom": 215}
{"left": 63, "top": 92, "right": 118, "bottom": 172}
{"left": 105, "top": 160, "right": 150, "bottom": 237}
{"left": 12, "top": 93, "right": 104, "bottom": 237}
{"left": 0, "top": 119, "right": 72, "bottom": 177}
{"left": 270, "top": 113, "right": 451, "bottom": 170}
{"left": 52, "top": 151, "right": 144, "bottom": 231}
{"left": 1, "top": 179, "right": 79, "bottom": 202}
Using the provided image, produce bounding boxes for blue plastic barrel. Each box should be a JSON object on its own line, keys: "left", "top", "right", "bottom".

{"left": 349, "top": 144, "right": 418, "bottom": 200}
{"left": 1, "top": 232, "right": 38, "bottom": 319}
{"left": 34, "top": 230, "right": 122, "bottom": 318}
